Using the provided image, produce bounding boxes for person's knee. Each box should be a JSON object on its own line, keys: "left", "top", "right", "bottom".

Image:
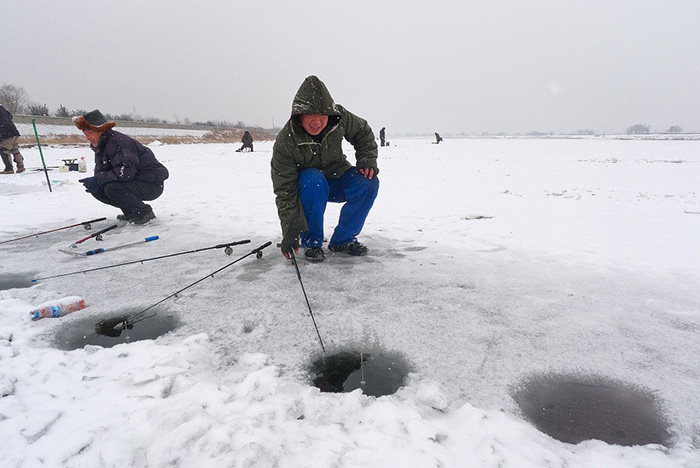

{"left": 103, "top": 182, "right": 125, "bottom": 198}
{"left": 298, "top": 168, "right": 327, "bottom": 190}
{"left": 361, "top": 175, "right": 379, "bottom": 201}
{"left": 368, "top": 175, "right": 379, "bottom": 198}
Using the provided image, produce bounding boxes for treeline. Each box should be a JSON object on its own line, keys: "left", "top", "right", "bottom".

{"left": 0, "top": 83, "right": 253, "bottom": 129}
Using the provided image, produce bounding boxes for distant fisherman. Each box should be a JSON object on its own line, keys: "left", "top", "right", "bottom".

{"left": 271, "top": 75, "right": 379, "bottom": 262}
{"left": 74, "top": 110, "right": 169, "bottom": 225}
{"left": 0, "top": 104, "right": 25, "bottom": 174}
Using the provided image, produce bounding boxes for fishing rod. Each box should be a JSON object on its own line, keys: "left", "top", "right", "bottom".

{"left": 31, "top": 118, "right": 52, "bottom": 193}
{"left": 61, "top": 235, "right": 159, "bottom": 257}
{"left": 33, "top": 239, "right": 251, "bottom": 282}
{"left": 0, "top": 217, "right": 107, "bottom": 245}
{"left": 290, "top": 251, "right": 326, "bottom": 355}
{"left": 95, "top": 241, "right": 272, "bottom": 335}
{"left": 68, "top": 224, "right": 118, "bottom": 248}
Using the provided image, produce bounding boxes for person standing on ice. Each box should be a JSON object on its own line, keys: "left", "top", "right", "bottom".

{"left": 0, "top": 104, "right": 25, "bottom": 174}
{"left": 379, "top": 127, "right": 386, "bottom": 147}
{"left": 271, "top": 75, "right": 379, "bottom": 262}
{"left": 73, "top": 110, "right": 169, "bottom": 225}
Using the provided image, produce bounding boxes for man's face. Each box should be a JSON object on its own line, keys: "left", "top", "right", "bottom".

{"left": 300, "top": 114, "right": 328, "bottom": 136}
{"left": 82, "top": 129, "right": 104, "bottom": 147}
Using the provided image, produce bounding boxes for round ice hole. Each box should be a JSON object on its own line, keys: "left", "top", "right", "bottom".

{"left": 309, "top": 349, "right": 410, "bottom": 397}
{"left": 0, "top": 273, "right": 37, "bottom": 290}
{"left": 54, "top": 307, "right": 179, "bottom": 350}
{"left": 512, "top": 374, "right": 671, "bottom": 446}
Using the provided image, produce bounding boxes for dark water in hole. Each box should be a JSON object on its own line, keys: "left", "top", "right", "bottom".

{"left": 513, "top": 374, "right": 671, "bottom": 446}
{"left": 309, "top": 350, "right": 410, "bottom": 397}
{"left": 54, "top": 307, "right": 179, "bottom": 350}
{"left": 0, "top": 273, "right": 37, "bottom": 290}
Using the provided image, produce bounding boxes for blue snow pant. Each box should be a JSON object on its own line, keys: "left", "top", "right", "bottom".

{"left": 298, "top": 167, "right": 379, "bottom": 249}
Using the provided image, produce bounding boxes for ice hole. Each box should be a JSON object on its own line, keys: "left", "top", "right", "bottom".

{"left": 0, "top": 273, "right": 37, "bottom": 290}
{"left": 512, "top": 374, "right": 671, "bottom": 446}
{"left": 309, "top": 349, "right": 410, "bottom": 397}
{"left": 53, "top": 307, "right": 179, "bottom": 350}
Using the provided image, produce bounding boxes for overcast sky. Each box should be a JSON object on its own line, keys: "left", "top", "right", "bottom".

{"left": 3, "top": 1, "right": 699, "bottom": 134}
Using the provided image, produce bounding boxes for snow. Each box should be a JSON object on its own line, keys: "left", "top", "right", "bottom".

{"left": 15, "top": 122, "right": 210, "bottom": 138}
{"left": 1, "top": 137, "right": 699, "bottom": 467}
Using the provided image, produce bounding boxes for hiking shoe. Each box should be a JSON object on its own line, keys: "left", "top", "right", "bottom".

{"left": 328, "top": 241, "right": 369, "bottom": 256}
{"left": 117, "top": 213, "right": 135, "bottom": 221}
{"left": 16, "top": 164, "right": 25, "bottom": 173}
{"left": 130, "top": 211, "right": 156, "bottom": 225}
{"left": 1, "top": 168, "right": 14, "bottom": 174}
{"left": 304, "top": 247, "right": 326, "bottom": 262}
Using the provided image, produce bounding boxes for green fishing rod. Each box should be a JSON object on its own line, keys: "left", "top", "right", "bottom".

{"left": 31, "top": 118, "right": 52, "bottom": 192}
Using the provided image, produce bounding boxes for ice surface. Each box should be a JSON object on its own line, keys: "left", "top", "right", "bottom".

{"left": 1, "top": 136, "right": 699, "bottom": 467}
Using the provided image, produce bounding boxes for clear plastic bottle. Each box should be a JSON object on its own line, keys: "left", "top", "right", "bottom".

{"left": 78, "top": 157, "right": 87, "bottom": 173}
{"left": 30, "top": 296, "right": 86, "bottom": 321}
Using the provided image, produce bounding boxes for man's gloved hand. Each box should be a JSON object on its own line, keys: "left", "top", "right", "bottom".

{"left": 78, "top": 177, "right": 100, "bottom": 194}
{"left": 280, "top": 235, "right": 299, "bottom": 259}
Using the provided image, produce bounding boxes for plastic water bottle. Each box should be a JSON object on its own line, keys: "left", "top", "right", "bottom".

{"left": 30, "top": 296, "right": 86, "bottom": 321}
{"left": 78, "top": 157, "right": 87, "bottom": 173}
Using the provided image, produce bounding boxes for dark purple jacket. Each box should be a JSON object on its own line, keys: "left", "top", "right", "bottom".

{"left": 0, "top": 105, "right": 20, "bottom": 141}
{"left": 91, "top": 129, "right": 169, "bottom": 186}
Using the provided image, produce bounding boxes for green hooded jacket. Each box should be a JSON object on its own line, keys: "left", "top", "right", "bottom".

{"left": 271, "top": 75, "right": 378, "bottom": 240}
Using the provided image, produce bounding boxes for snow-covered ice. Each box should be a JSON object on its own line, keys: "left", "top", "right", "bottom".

{"left": 1, "top": 137, "right": 699, "bottom": 467}
{"left": 15, "top": 122, "right": 210, "bottom": 138}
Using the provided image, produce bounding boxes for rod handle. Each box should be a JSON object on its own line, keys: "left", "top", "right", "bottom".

{"left": 214, "top": 239, "right": 251, "bottom": 248}
{"left": 257, "top": 241, "right": 272, "bottom": 251}
{"left": 82, "top": 217, "right": 107, "bottom": 225}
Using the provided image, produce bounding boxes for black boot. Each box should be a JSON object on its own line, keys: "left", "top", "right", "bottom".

{"left": 131, "top": 211, "right": 156, "bottom": 225}
{"left": 304, "top": 247, "right": 326, "bottom": 262}
{"left": 328, "top": 241, "right": 369, "bottom": 256}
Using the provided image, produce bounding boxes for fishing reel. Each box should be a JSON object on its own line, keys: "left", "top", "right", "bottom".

{"left": 222, "top": 245, "right": 263, "bottom": 258}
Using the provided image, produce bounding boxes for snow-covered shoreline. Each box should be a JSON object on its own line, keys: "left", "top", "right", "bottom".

{"left": 1, "top": 138, "right": 699, "bottom": 467}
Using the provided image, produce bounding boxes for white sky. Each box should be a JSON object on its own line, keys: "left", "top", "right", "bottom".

{"left": 3, "top": 0, "right": 700, "bottom": 134}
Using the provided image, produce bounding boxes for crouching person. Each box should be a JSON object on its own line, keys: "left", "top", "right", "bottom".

{"left": 272, "top": 75, "right": 379, "bottom": 262}
{"left": 73, "top": 110, "right": 169, "bottom": 225}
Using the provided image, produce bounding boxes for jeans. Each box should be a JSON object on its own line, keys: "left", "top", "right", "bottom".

{"left": 91, "top": 180, "right": 164, "bottom": 216}
{"left": 298, "top": 167, "right": 379, "bottom": 248}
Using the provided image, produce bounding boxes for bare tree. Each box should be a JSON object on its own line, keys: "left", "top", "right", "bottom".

{"left": 27, "top": 102, "right": 49, "bottom": 116}
{"left": 625, "top": 124, "right": 650, "bottom": 135}
{"left": 668, "top": 125, "right": 682, "bottom": 134}
{"left": 0, "top": 84, "right": 30, "bottom": 114}
{"left": 55, "top": 104, "right": 70, "bottom": 117}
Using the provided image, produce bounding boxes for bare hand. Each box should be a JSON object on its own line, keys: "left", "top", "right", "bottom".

{"left": 359, "top": 167, "right": 375, "bottom": 179}
{"left": 282, "top": 248, "right": 298, "bottom": 260}
{"left": 280, "top": 236, "right": 300, "bottom": 259}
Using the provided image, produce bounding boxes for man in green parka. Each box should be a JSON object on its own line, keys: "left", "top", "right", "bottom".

{"left": 271, "top": 75, "right": 379, "bottom": 262}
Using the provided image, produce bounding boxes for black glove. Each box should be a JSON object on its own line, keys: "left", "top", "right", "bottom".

{"left": 280, "top": 235, "right": 299, "bottom": 256}
{"left": 78, "top": 177, "right": 100, "bottom": 194}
